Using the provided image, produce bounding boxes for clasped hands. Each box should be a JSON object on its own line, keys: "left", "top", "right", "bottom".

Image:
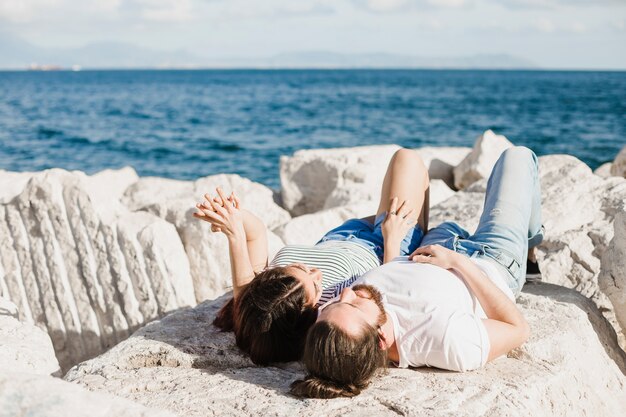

{"left": 193, "top": 187, "right": 244, "bottom": 238}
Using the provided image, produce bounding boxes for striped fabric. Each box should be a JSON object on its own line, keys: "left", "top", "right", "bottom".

{"left": 270, "top": 240, "right": 380, "bottom": 306}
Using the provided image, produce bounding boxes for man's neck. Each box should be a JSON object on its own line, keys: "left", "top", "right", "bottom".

{"left": 382, "top": 317, "right": 400, "bottom": 363}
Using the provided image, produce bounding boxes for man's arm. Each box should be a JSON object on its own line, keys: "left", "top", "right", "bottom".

{"left": 452, "top": 255, "right": 530, "bottom": 361}
{"left": 411, "top": 245, "right": 530, "bottom": 362}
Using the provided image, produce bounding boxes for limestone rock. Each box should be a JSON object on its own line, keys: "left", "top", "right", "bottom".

{"left": 123, "top": 173, "right": 290, "bottom": 230}
{"left": 417, "top": 146, "right": 471, "bottom": 189}
{"left": 0, "top": 372, "right": 176, "bottom": 417}
{"left": 273, "top": 204, "right": 377, "bottom": 246}
{"left": 0, "top": 297, "right": 60, "bottom": 376}
{"left": 429, "top": 179, "right": 455, "bottom": 207}
{"left": 273, "top": 179, "right": 454, "bottom": 246}
{"left": 279, "top": 145, "right": 464, "bottom": 217}
{"left": 280, "top": 145, "right": 402, "bottom": 216}
{"left": 599, "top": 211, "right": 626, "bottom": 334}
{"left": 121, "top": 173, "right": 290, "bottom": 302}
{"left": 65, "top": 284, "right": 626, "bottom": 417}
{"left": 138, "top": 198, "right": 285, "bottom": 302}
{"left": 0, "top": 297, "right": 18, "bottom": 318}
{"left": 0, "top": 169, "right": 194, "bottom": 371}
{"left": 453, "top": 130, "right": 514, "bottom": 190}
{"left": 595, "top": 162, "right": 613, "bottom": 178}
{"left": 610, "top": 145, "right": 626, "bottom": 178}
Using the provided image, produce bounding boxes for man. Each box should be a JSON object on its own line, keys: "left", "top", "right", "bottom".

{"left": 291, "top": 146, "right": 543, "bottom": 399}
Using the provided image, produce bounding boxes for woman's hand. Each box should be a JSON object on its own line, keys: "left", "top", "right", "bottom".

{"left": 381, "top": 197, "right": 416, "bottom": 245}
{"left": 409, "top": 244, "right": 461, "bottom": 270}
{"left": 193, "top": 188, "right": 245, "bottom": 240}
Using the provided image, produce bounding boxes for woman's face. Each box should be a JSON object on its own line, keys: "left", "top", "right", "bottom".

{"left": 285, "top": 263, "right": 323, "bottom": 306}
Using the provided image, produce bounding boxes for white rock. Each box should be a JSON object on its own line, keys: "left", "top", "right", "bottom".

{"left": 122, "top": 173, "right": 290, "bottom": 301}
{"left": 123, "top": 173, "right": 290, "bottom": 230}
{"left": 0, "top": 372, "right": 176, "bottom": 417}
{"left": 65, "top": 284, "right": 626, "bottom": 417}
{"left": 134, "top": 197, "right": 284, "bottom": 303}
{"left": 273, "top": 203, "right": 377, "bottom": 246}
{"left": 595, "top": 162, "right": 613, "bottom": 178}
{"left": 280, "top": 145, "right": 402, "bottom": 216}
{"left": 453, "top": 130, "right": 514, "bottom": 190}
{"left": 0, "top": 170, "right": 34, "bottom": 203}
{"left": 0, "top": 169, "right": 194, "bottom": 371}
{"left": 610, "top": 145, "right": 626, "bottom": 178}
{"left": 0, "top": 297, "right": 18, "bottom": 318}
{"left": 0, "top": 297, "right": 61, "bottom": 376}
{"left": 417, "top": 146, "right": 471, "bottom": 189}
{"left": 429, "top": 179, "right": 456, "bottom": 207}
{"left": 539, "top": 154, "right": 604, "bottom": 235}
{"left": 599, "top": 211, "right": 626, "bottom": 334}
{"left": 279, "top": 145, "right": 462, "bottom": 217}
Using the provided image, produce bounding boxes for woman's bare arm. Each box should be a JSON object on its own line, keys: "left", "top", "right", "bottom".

{"left": 194, "top": 188, "right": 269, "bottom": 298}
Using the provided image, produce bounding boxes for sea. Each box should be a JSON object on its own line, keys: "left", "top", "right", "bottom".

{"left": 0, "top": 69, "right": 624, "bottom": 189}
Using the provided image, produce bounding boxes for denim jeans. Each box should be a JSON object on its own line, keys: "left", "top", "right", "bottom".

{"left": 420, "top": 146, "right": 543, "bottom": 295}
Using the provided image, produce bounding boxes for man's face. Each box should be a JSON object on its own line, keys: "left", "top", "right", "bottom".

{"left": 317, "top": 284, "right": 387, "bottom": 336}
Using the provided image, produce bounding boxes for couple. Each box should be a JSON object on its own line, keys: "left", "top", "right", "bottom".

{"left": 194, "top": 146, "right": 543, "bottom": 399}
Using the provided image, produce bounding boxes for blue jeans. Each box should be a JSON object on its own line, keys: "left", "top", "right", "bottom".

{"left": 318, "top": 213, "right": 425, "bottom": 263}
{"left": 420, "top": 146, "right": 543, "bottom": 295}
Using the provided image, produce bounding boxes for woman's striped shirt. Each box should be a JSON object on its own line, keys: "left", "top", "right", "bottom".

{"left": 269, "top": 240, "right": 380, "bottom": 306}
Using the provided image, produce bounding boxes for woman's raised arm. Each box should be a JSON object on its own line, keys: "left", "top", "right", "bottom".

{"left": 193, "top": 188, "right": 269, "bottom": 298}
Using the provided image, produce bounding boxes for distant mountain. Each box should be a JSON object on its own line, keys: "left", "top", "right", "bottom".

{"left": 0, "top": 33, "right": 536, "bottom": 70}
{"left": 255, "top": 51, "right": 536, "bottom": 69}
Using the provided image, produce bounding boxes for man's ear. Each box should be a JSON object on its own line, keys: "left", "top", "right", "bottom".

{"left": 377, "top": 328, "right": 389, "bottom": 351}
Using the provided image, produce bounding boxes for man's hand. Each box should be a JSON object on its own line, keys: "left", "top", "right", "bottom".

{"left": 409, "top": 244, "right": 461, "bottom": 270}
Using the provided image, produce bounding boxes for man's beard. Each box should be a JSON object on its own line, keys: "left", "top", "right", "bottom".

{"left": 352, "top": 284, "right": 387, "bottom": 326}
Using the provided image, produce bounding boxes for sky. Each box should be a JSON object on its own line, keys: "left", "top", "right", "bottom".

{"left": 1, "top": 0, "right": 625, "bottom": 69}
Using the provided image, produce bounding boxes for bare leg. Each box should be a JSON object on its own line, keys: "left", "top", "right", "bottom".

{"left": 376, "top": 149, "right": 430, "bottom": 232}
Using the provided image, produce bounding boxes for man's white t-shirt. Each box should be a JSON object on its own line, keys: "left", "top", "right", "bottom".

{"left": 356, "top": 256, "right": 514, "bottom": 372}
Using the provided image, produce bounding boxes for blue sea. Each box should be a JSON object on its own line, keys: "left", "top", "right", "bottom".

{"left": 0, "top": 70, "right": 624, "bottom": 189}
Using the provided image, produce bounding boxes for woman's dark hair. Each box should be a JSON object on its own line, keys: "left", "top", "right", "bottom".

{"left": 290, "top": 319, "right": 387, "bottom": 399}
{"left": 213, "top": 266, "right": 317, "bottom": 365}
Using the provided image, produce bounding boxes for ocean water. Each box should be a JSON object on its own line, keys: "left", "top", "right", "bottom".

{"left": 0, "top": 69, "right": 624, "bottom": 189}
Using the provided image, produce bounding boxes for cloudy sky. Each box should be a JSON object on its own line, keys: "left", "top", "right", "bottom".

{"left": 1, "top": 0, "right": 625, "bottom": 69}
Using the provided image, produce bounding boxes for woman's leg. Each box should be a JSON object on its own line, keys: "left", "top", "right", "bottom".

{"left": 376, "top": 148, "right": 430, "bottom": 233}
{"left": 468, "top": 146, "right": 543, "bottom": 292}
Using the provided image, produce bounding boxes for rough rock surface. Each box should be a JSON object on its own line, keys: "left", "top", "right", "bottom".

{"left": 599, "top": 211, "right": 626, "bottom": 334}
{"left": 453, "top": 130, "right": 513, "bottom": 190}
{"left": 0, "top": 297, "right": 175, "bottom": 417}
{"left": 273, "top": 180, "right": 454, "bottom": 246}
{"left": 610, "top": 145, "right": 626, "bottom": 178}
{"left": 279, "top": 146, "right": 467, "bottom": 217}
{"left": 417, "top": 146, "right": 471, "bottom": 189}
{"left": 0, "top": 372, "right": 177, "bottom": 417}
{"left": 122, "top": 174, "right": 289, "bottom": 302}
{"left": 0, "top": 297, "right": 60, "bottom": 376}
{"left": 0, "top": 168, "right": 195, "bottom": 371}
{"left": 65, "top": 284, "right": 626, "bottom": 417}
{"left": 280, "top": 145, "right": 402, "bottom": 216}
{"left": 595, "top": 162, "right": 613, "bottom": 178}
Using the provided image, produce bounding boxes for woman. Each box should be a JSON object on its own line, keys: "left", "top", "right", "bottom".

{"left": 193, "top": 149, "right": 430, "bottom": 365}
{"left": 291, "top": 146, "right": 544, "bottom": 398}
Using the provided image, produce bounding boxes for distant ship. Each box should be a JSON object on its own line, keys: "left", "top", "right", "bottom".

{"left": 27, "top": 63, "right": 82, "bottom": 71}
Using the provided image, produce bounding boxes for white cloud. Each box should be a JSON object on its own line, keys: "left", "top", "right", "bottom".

{"left": 351, "top": 0, "right": 469, "bottom": 13}
{"left": 533, "top": 17, "right": 556, "bottom": 32}
{"left": 0, "top": 0, "right": 61, "bottom": 22}
{"left": 137, "top": 0, "right": 194, "bottom": 22}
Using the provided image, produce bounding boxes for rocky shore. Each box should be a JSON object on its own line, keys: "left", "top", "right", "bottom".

{"left": 1, "top": 130, "right": 626, "bottom": 416}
